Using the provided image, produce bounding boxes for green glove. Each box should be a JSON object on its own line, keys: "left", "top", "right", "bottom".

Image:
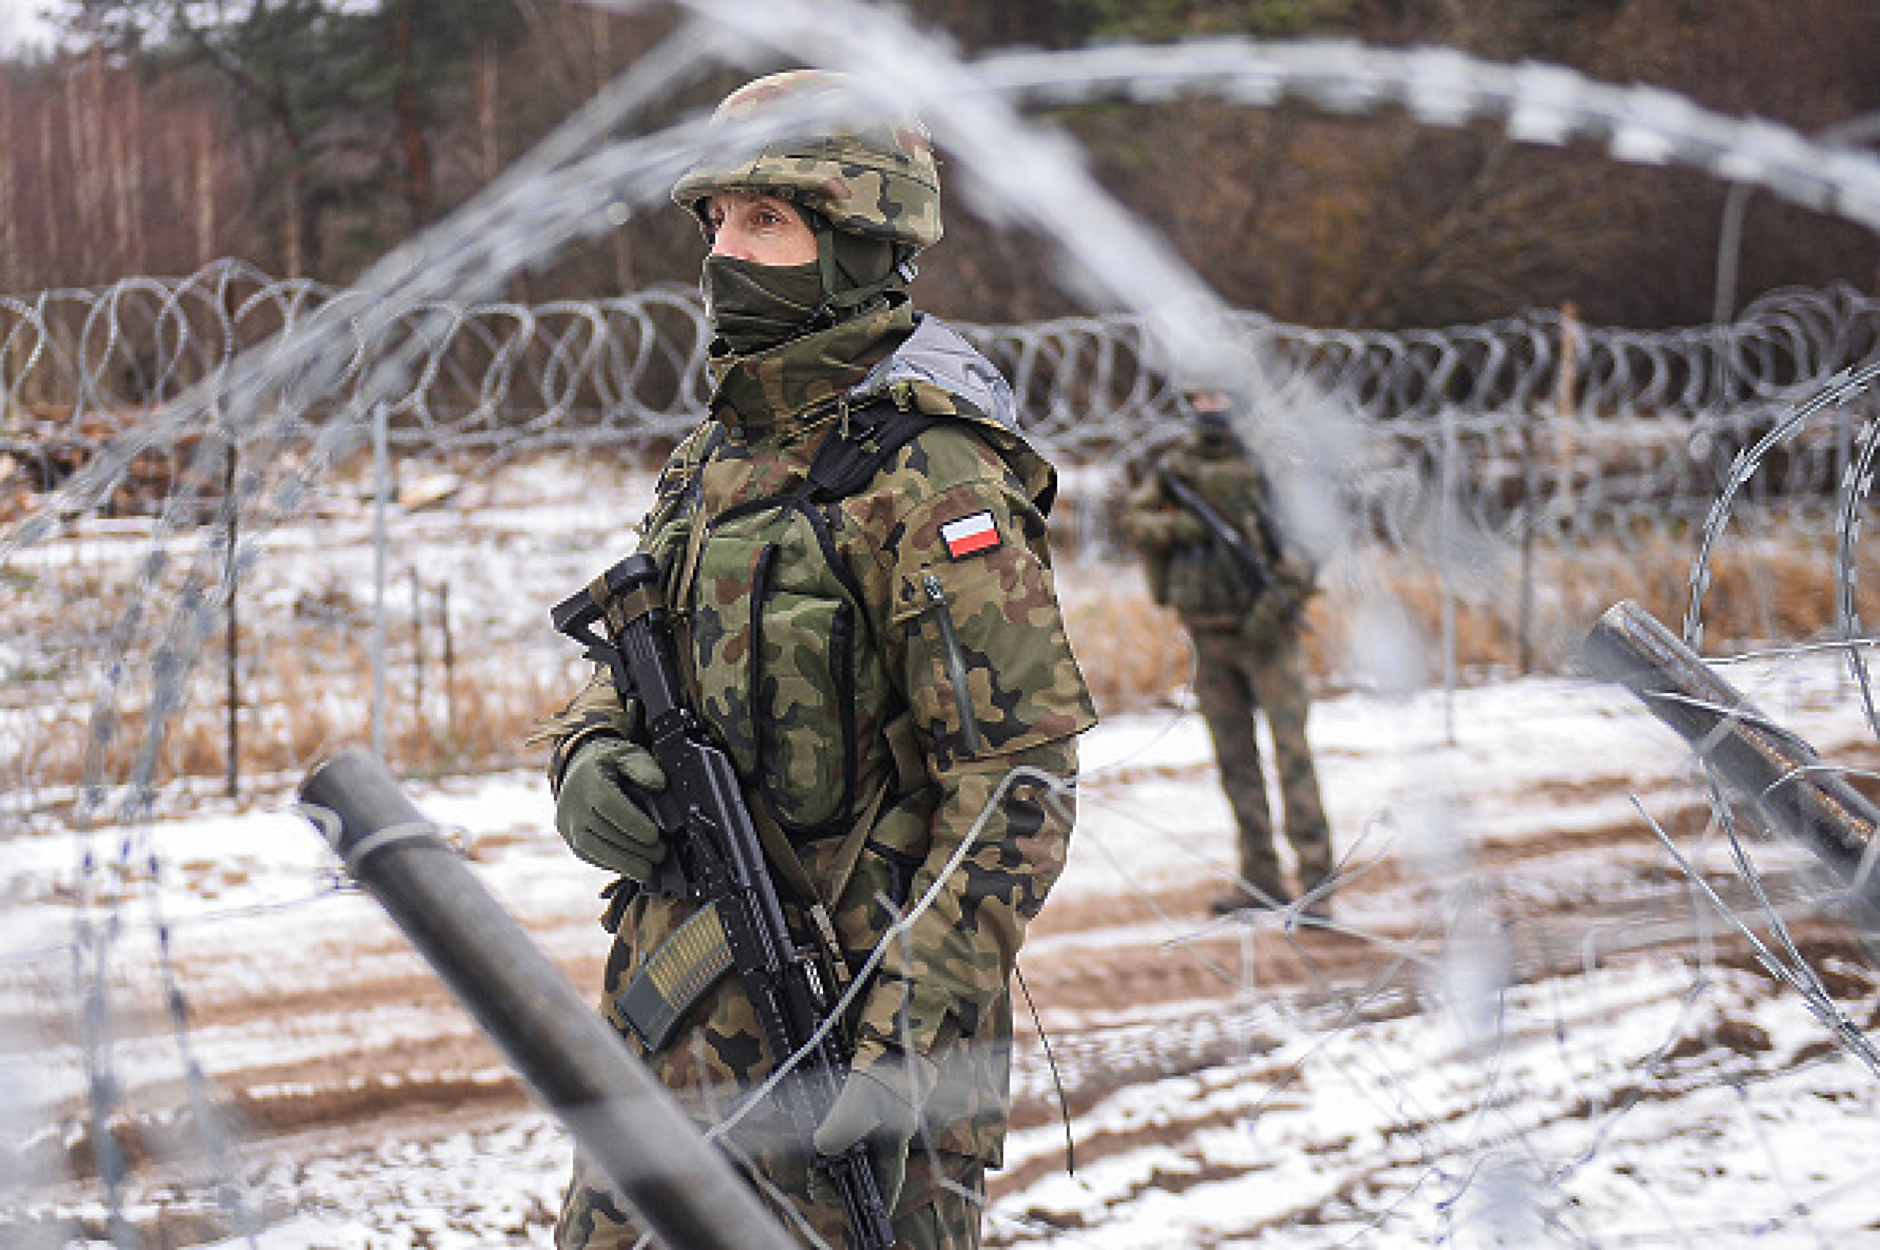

{"left": 811, "top": 1060, "right": 928, "bottom": 1214}
{"left": 554, "top": 737, "right": 668, "bottom": 882}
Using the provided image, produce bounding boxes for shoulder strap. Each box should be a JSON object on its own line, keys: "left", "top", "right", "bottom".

{"left": 800, "top": 402, "right": 940, "bottom": 504}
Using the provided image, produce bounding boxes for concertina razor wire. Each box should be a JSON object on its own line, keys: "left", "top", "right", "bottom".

{"left": 5, "top": 23, "right": 1880, "bottom": 1247}
{"left": 3, "top": 268, "right": 1879, "bottom": 828}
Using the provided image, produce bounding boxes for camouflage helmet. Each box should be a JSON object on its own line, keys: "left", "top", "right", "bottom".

{"left": 672, "top": 70, "right": 943, "bottom": 251}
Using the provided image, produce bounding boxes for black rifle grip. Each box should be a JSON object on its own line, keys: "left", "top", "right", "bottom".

{"left": 549, "top": 552, "right": 895, "bottom": 1249}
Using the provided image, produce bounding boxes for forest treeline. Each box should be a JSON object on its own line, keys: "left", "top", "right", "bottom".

{"left": 2, "top": 0, "right": 1876, "bottom": 330}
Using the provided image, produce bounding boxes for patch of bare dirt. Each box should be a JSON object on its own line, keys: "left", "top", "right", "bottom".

{"left": 13, "top": 755, "right": 1871, "bottom": 1248}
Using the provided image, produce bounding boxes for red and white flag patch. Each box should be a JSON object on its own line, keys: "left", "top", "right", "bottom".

{"left": 939, "top": 510, "right": 1001, "bottom": 559}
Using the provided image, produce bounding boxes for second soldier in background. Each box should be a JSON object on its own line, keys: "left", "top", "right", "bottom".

{"left": 1125, "top": 383, "right": 1336, "bottom": 918}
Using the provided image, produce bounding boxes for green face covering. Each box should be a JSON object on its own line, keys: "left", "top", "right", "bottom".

{"left": 701, "top": 255, "right": 824, "bottom": 356}
{"left": 700, "top": 213, "right": 912, "bottom": 357}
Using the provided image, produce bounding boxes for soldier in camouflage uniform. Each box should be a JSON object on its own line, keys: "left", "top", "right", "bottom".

{"left": 1123, "top": 386, "right": 1334, "bottom": 917}
{"left": 536, "top": 71, "right": 1097, "bottom": 1248}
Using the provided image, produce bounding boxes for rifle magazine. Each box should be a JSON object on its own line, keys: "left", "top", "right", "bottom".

{"left": 619, "top": 902, "right": 735, "bottom": 1051}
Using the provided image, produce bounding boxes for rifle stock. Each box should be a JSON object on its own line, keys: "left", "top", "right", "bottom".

{"left": 552, "top": 554, "right": 895, "bottom": 1250}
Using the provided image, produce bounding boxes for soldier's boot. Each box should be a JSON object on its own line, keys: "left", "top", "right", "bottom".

{"left": 1294, "top": 847, "right": 1337, "bottom": 922}
{"left": 1210, "top": 856, "right": 1291, "bottom": 916}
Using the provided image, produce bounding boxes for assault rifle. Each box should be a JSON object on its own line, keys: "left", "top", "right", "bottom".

{"left": 551, "top": 553, "right": 895, "bottom": 1250}
{"left": 1159, "top": 469, "right": 1309, "bottom": 626}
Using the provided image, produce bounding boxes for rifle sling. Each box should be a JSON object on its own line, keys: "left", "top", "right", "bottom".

{"left": 756, "top": 710, "right": 925, "bottom": 1000}
{"left": 750, "top": 775, "right": 894, "bottom": 991}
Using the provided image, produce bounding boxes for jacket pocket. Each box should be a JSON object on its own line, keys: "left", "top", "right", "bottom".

{"left": 689, "top": 530, "right": 861, "bottom": 836}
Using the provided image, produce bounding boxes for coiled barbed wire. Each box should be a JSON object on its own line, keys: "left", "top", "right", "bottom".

{"left": 3, "top": 15, "right": 1880, "bottom": 1245}
{"left": 0, "top": 11, "right": 1872, "bottom": 922}
{"left": 5, "top": 269, "right": 1873, "bottom": 489}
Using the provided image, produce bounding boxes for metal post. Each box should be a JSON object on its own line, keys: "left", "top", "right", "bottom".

{"left": 296, "top": 748, "right": 792, "bottom": 1250}
{"left": 223, "top": 440, "right": 240, "bottom": 798}
{"left": 1582, "top": 600, "right": 1880, "bottom": 919}
{"left": 409, "top": 567, "right": 425, "bottom": 747}
{"left": 1517, "top": 413, "right": 1537, "bottom": 676}
{"left": 1438, "top": 406, "right": 1458, "bottom": 744}
{"left": 440, "top": 581, "right": 456, "bottom": 737}
{"left": 370, "top": 403, "right": 390, "bottom": 760}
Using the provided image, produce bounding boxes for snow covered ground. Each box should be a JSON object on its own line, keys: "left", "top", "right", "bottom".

{"left": 7, "top": 643, "right": 1880, "bottom": 1248}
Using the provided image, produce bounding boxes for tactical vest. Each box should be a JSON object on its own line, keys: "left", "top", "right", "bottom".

{"left": 1161, "top": 454, "right": 1266, "bottom": 623}
{"left": 643, "top": 402, "right": 945, "bottom": 856}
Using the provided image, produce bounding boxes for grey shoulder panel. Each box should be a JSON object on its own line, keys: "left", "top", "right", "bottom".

{"left": 850, "top": 314, "right": 1019, "bottom": 431}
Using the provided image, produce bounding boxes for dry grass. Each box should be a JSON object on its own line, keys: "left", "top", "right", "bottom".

{"left": 1061, "top": 588, "right": 1194, "bottom": 715}
{"left": 8, "top": 531, "right": 1877, "bottom": 811}
{"left": 1069, "top": 531, "right": 1880, "bottom": 714}
{"left": 4, "top": 617, "right": 570, "bottom": 810}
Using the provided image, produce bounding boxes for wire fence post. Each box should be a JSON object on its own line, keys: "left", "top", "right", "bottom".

{"left": 371, "top": 402, "right": 391, "bottom": 761}
{"left": 440, "top": 580, "right": 457, "bottom": 751}
{"left": 1518, "top": 408, "right": 1538, "bottom": 676}
{"left": 1439, "top": 405, "right": 1459, "bottom": 745}
{"left": 1555, "top": 303, "right": 1580, "bottom": 516}
{"left": 223, "top": 438, "right": 241, "bottom": 798}
{"left": 410, "top": 567, "right": 425, "bottom": 754}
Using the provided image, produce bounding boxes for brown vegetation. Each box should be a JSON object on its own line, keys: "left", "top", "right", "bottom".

{"left": 8, "top": 528, "right": 1864, "bottom": 810}
{"left": 1070, "top": 529, "right": 1878, "bottom": 716}
{"left": 2, "top": 0, "right": 1874, "bottom": 329}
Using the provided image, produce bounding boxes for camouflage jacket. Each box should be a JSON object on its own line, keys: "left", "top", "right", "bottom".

{"left": 543, "top": 297, "right": 1096, "bottom": 1166}
{"left": 1124, "top": 426, "right": 1316, "bottom": 637}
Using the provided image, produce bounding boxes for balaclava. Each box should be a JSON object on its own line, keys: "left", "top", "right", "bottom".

{"left": 702, "top": 208, "right": 910, "bottom": 356}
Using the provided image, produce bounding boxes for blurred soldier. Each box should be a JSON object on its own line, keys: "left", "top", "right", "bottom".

{"left": 1123, "top": 385, "right": 1334, "bottom": 917}
{"left": 536, "top": 70, "right": 1096, "bottom": 1249}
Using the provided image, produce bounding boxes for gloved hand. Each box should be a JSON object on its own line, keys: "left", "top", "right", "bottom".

{"left": 554, "top": 737, "right": 668, "bottom": 882}
{"left": 811, "top": 1057, "right": 932, "bottom": 1214}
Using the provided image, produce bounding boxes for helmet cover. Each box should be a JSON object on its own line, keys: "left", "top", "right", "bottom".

{"left": 672, "top": 70, "right": 943, "bottom": 251}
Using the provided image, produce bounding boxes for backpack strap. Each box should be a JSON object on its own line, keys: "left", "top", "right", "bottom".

{"left": 800, "top": 401, "right": 940, "bottom": 505}
{"left": 773, "top": 400, "right": 943, "bottom": 957}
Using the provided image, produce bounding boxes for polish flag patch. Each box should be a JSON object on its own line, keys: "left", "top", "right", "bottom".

{"left": 939, "top": 510, "right": 1001, "bottom": 559}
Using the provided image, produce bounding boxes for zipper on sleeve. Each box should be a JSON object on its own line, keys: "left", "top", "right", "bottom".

{"left": 922, "top": 572, "right": 985, "bottom": 754}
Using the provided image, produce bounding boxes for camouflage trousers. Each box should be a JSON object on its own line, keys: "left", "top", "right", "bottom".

{"left": 1189, "top": 623, "right": 1333, "bottom": 899}
{"left": 556, "top": 1138, "right": 988, "bottom": 1249}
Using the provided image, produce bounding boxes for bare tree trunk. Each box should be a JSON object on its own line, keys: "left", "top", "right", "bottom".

{"left": 283, "top": 159, "right": 305, "bottom": 277}
{"left": 38, "top": 108, "right": 59, "bottom": 285}
{"left": 475, "top": 41, "right": 499, "bottom": 185}
{"left": 585, "top": 6, "right": 611, "bottom": 94}
{"left": 66, "top": 53, "right": 101, "bottom": 278}
{"left": 392, "top": 0, "right": 434, "bottom": 228}
{"left": 114, "top": 65, "right": 143, "bottom": 275}
{"left": 195, "top": 114, "right": 219, "bottom": 265}
{"left": 588, "top": 5, "right": 632, "bottom": 290}
{"left": 0, "top": 80, "right": 17, "bottom": 287}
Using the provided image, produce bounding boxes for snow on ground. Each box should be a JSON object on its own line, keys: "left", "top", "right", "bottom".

{"left": 5, "top": 626, "right": 1880, "bottom": 1245}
